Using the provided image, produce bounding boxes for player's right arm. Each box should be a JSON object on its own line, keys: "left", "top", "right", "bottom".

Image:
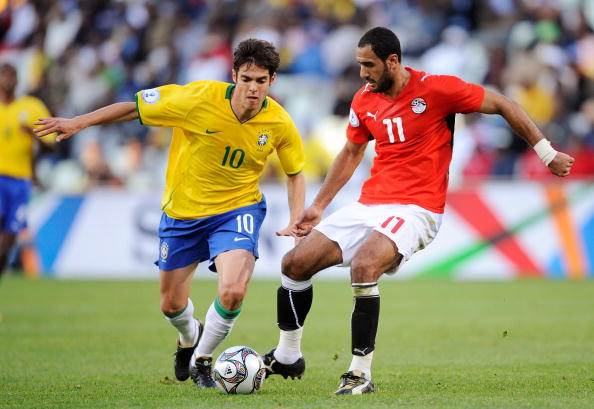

{"left": 295, "top": 100, "right": 370, "bottom": 235}
{"left": 33, "top": 102, "right": 137, "bottom": 142}
{"left": 295, "top": 139, "right": 367, "bottom": 236}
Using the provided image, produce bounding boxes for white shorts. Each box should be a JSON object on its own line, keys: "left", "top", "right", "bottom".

{"left": 314, "top": 202, "right": 442, "bottom": 274}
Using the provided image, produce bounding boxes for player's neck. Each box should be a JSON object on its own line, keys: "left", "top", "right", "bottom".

{"left": 384, "top": 67, "right": 410, "bottom": 98}
{"left": 0, "top": 90, "right": 15, "bottom": 105}
{"left": 230, "top": 97, "right": 261, "bottom": 123}
{"left": 233, "top": 106, "right": 259, "bottom": 123}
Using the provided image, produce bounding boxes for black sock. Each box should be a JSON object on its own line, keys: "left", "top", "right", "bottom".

{"left": 351, "top": 293, "right": 380, "bottom": 356}
{"left": 277, "top": 285, "right": 313, "bottom": 331}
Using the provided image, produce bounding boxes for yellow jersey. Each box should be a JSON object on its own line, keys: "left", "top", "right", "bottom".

{"left": 136, "top": 80, "right": 305, "bottom": 219}
{"left": 0, "top": 96, "right": 51, "bottom": 180}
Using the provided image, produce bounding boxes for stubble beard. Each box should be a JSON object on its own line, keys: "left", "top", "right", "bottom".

{"left": 371, "top": 68, "right": 394, "bottom": 94}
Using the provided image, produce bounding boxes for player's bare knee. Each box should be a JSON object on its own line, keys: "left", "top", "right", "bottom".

{"left": 218, "top": 285, "right": 247, "bottom": 310}
{"left": 160, "top": 297, "right": 186, "bottom": 316}
{"left": 281, "top": 250, "right": 305, "bottom": 280}
{"left": 351, "top": 257, "right": 381, "bottom": 283}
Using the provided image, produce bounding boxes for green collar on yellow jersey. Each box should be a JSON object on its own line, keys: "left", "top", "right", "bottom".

{"left": 225, "top": 84, "right": 269, "bottom": 108}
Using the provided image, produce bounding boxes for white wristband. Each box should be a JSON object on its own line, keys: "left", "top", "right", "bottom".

{"left": 533, "top": 139, "right": 557, "bottom": 166}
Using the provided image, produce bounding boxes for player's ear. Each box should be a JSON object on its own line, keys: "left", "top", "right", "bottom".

{"left": 232, "top": 70, "right": 238, "bottom": 84}
{"left": 269, "top": 72, "right": 277, "bottom": 86}
{"left": 386, "top": 54, "right": 399, "bottom": 70}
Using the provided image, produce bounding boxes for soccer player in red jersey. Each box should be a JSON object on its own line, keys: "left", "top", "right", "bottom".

{"left": 265, "top": 27, "right": 575, "bottom": 394}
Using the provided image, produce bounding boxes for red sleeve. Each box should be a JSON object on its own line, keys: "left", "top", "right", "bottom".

{"left": 346, "top": 105, "right": 371, "bottom": 144}
{"left": 430, "top": 75, "right": 485, "bottom": 114}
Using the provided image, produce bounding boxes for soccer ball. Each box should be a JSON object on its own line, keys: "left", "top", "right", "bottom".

{"left": 212, "top": 346, "right": 266, "bottom": 394}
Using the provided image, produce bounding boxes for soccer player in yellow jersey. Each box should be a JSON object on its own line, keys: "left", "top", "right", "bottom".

{"left": 34, "top": 39, "right": 306, "bottom": 388}
{"left": 0, "top": 63, "right": 52, "bottom": 277}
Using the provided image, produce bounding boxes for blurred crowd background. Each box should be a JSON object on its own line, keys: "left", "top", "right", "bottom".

{"left": 1, "top": 0, "right": 594, "bottom": 193}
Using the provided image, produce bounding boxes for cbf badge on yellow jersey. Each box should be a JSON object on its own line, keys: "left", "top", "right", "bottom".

{"left": 136, "top": 80, "right": 305, "bottom": 219}
{"left": 256, "top": 129, "right": 271, "bottom": 151}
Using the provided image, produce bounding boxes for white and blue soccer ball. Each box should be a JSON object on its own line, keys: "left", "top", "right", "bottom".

{"left": 212, "top": 346, "right": 266, "bottom": 394}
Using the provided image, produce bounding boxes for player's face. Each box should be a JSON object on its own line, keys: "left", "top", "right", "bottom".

{"left": 232, "top": 64, "right": 276, "bottom": 111}
{"left": 356, "top": 45, "right": 395, "bottom": 94}
{"left": 0, "top": 65, "right": 17, "bottom": 94}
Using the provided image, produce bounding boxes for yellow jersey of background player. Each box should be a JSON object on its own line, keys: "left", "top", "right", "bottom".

{"left": 0, "top": 95, "right": 51, "bottom": 180}
{"left": 0, "top": 63, "right": 52, "bottom": 277}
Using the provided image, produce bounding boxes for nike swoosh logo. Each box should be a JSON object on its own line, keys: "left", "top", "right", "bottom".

{"left": 205, "top": 129, "right": 221, "bottom": 134}
{"left": 233, "top": 237, "right": 250, "bottom": 242}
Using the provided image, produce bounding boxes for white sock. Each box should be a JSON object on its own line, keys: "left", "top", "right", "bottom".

{"left": 164, "top": 299, "right": 198, "bottom": 347}
{"left": 194, "top": 300, "right": 238, "bottom": 357}
{"left": 348, "top": 351, "right": 374, "bottom": 380}
{"left": 274, "top": 327, "right": 304, "bottom": 364}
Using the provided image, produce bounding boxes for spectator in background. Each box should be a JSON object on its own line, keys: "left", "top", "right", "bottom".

{"left": 0, "top": 0, "right": 592, "bottom": 188}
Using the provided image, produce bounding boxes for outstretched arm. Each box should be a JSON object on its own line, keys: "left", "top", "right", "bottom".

{"left": 295, "top": 140, "right": 368, "bottom": 235}
{"left": 34, "top": 102, "right": 138, "bottom": 142}
{"left": 479, "top": 89, "right": 574, "bottom": 176}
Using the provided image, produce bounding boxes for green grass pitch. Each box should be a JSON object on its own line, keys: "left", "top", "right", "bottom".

{"left": 1, "top": 277, "right": 593, "bottom": 408}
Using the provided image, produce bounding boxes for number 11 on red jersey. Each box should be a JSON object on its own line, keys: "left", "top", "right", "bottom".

{"left": 382, "top": 117, "right": 406, "bottom": 143}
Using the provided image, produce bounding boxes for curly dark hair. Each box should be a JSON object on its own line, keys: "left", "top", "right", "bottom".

{"left": 233, "top": 38, "right": 280, "bottom": 76}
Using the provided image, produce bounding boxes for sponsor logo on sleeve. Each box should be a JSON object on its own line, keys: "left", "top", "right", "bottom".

{"left": 349, "top": 108, "right": 360, "bottom": 127}
{"left": 142, "top": 89, "right": 160, "bottom": 104}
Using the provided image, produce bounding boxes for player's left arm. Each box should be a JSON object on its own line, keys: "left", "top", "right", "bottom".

{"left": 274, "top": 115, "right": 306, "bottom": 241}
{"left": 479, "top": 88, "right": 574, "bottom": 177}
{"left": 276, "top": 171, "right": 306, "bottom": 240}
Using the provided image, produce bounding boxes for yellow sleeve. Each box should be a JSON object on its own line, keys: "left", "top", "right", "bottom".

{"left": 135, "top": 84, "right": 194, "bottom": 129}
{"left": 276, "top": 116, "right": 305, "bottom": 175}
{"left": 22, "top": 97, "right": 50, "bottom": 127}
{"left": 23, "top": 97, "right": 55, "bottom": 143}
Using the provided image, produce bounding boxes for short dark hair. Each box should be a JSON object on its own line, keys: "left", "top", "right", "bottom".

{"left": 358, "top": 27, "right": 402, "bottom": 62}
{"left": 233, "top": 39, "right": 280, "bottom": 77}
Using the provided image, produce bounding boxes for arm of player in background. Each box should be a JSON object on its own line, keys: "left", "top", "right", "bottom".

{"left": 294, "top": 140, "right": 368, "bottom": 236}
{"left": 276, "top": 171, "right": 305, "bottom": 242}
{"left": 478, "top": 88, "right": 575, "bottom": 177}
{"left": 33, "top": 102, "right": 138, "bottom": 142}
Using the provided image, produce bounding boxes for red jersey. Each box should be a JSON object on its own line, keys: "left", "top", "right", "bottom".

{"left": 347, "top": 67, "right": 484, "bottom": 213}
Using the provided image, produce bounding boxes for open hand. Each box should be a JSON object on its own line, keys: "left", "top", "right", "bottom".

{"left": 34, "top": 117, "right": 83, "bottom": 142}
{"left": 276, "top": 224, "right": 299, "bottom": 238}
{"left": 275, "top": 225, "right": 304, "bottom": 246}
{"left": 293, "top": 205, "right": 324, "bottom": 237}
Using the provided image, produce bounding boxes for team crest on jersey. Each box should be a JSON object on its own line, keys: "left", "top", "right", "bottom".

{"left": 256, "top": 129, "right": 271, "bottom": 151}
{"left": 349, "top": 107, "right": 360, "bottom": 127}
{"left": 142, "top": 88, "right": 160, "bottom": 104}
{"left": 411, "top": 98, "right": 426, "bottom": 114}
{"left": 160, "top": 241, "right": 169, "bottom": 262}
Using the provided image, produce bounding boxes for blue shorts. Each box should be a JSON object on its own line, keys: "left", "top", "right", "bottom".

{"left": 0, "top": 175, "right": 31, "bottom": 234}
{"left": 156, "top": 198, "right": 267, "bottom": 271}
